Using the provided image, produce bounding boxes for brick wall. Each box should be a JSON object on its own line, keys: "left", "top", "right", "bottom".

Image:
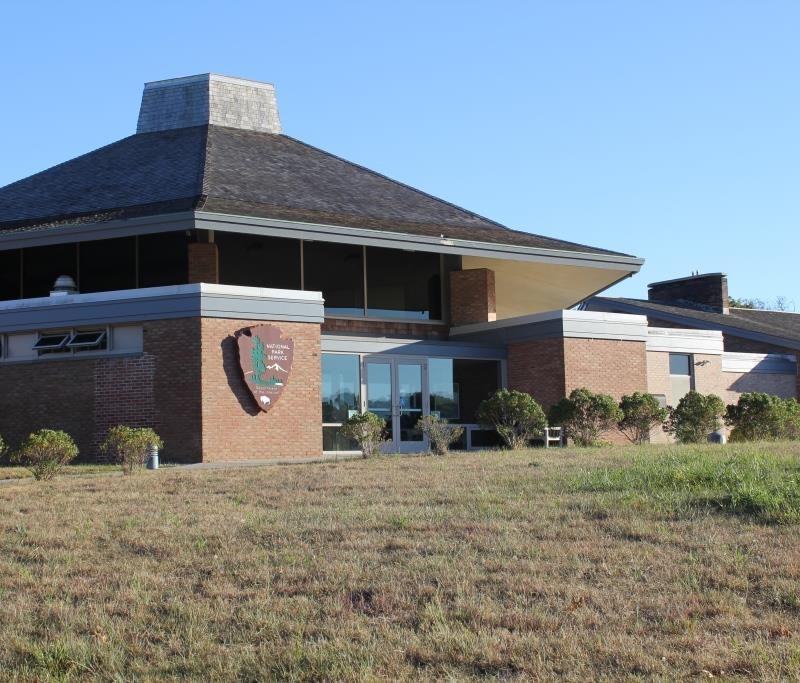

{"left": 188, "top": 242, "right": 219, "bottom": 284}
{"left": 0, "top": 358, "right": 97, "bottom": 460}
{"left": 449, "top": 269, "right": 496, "bottom": 326}
{"left": 321, "top": 317, "right": 448, "bottom": 340}
{"left": 563, "top": 338, "right": 648, "bottom": 444}
{"left": 507, "top": 338, "right": 566, "bottom": 410}
{"left": 200, "top": 318, "right": 322, "bottom": 461}
{"left": 0, "top": 318, "right": 202, "bottom": 462}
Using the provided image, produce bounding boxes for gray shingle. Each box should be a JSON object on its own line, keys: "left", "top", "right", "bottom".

{"left": 0, "top": 125, "right": 630, "bottom": 257}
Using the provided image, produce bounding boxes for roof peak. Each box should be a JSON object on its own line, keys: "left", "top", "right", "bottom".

{"left": 136, "top": 73, "right": 281, "bottom": 135}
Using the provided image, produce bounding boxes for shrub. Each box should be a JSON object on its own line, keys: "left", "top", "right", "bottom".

{"left": 549, "top": 388, "right": 623, "bottom": 447}
{"left": 665, "top": 391, "right": 726, "bottom": 444}
{"left": 618, "top": 392, "right": 669, "bottom": 445}
{"left": 0, "top": 433, "right": 6, "bottom": 460}
{"left": 726, "top": 393, "right": 800, "bottom": 442}
{"left": 100, "top": 426, "right": 164, "bottom": 475}
{"left": 416, "top": 414, "right": 464, "bottom": 456}
{"left": 340, "top": 412, "right": 387, "bottom": 458}
{"left": 476, "top": 389, "right": 547, "bottom": 449}
{"left": 12, "top": 429, "right": 78, "bottom": 480}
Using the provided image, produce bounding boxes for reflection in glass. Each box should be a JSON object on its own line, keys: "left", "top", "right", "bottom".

{"left": 428, "top": 358, "right": 459, "bottom": 420}
{"left": 366, "top": 362, "right": 393, "bottom": 440}
{"left": 398, "top": 363, "right": 423, "bottom": 442}
{"left": 321, "top": 353, "right": 361, "bottom": 423}
{"left": 429, "top": 358, "right": 501, "bottom": 424}
{"left": 322, "top": 426, "right": 359, "bottom": 452}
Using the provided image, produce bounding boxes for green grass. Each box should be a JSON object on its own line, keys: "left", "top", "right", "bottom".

{"left": 571, "top": 442, "right": 800, "bottom": 524}
{"left": 0, "top": 443, "right": 799, "bottom": 680}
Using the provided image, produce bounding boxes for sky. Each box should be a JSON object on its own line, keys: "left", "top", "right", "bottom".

{"left": 1, "top": 1, "right": 798, "bottom": 307}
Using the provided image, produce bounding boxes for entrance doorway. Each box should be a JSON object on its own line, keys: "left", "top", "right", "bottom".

{"left": 364, "top": 357, "right": 428, "bottom": 452}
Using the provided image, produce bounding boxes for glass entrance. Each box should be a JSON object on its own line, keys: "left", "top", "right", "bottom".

{"left": 364, "top": 357, "right": 428, "bottom": 452}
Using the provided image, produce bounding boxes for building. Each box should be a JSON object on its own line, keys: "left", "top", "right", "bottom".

{"left": 0, "top": 75, "right": 795, "bottom": 459}
{"left": 586, "top": 273, "right": 799, "bottom": 440}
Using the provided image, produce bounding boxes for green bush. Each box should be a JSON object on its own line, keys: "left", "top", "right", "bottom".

{"left": 340, "top": 412, "right": 386, "bottom": 458}
{"left": 416, "top": 414, "right": 464, "bottom": 456}
{"left": 549, "top": 388, "right": 623, "bottom": 447}
{"left": 726, "top": 393, "right": 800, "bottom": 442}
{"left": 618, "top": 392, "right": 669, "bottom": 445}
{"left": 665, "top": 391, "right": 726, "bottom": 444}
{"left": 477, "top": 389, "right": 547, "bottom": 450}
{"left": 0, "top": 433, "right": 6, "bottom": 461}
{"left": 100, "top": 426, "right": 164, "bottom": 475}
{"left": 12, "top": 429, "right": 78, "bottom": 480}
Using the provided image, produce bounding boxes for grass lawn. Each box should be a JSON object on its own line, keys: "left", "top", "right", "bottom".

{"left": 1, "top": 443, "right": 799, "bottom": 681}
{"left": 0, "top": 464, "right": 121, "bottom": 481}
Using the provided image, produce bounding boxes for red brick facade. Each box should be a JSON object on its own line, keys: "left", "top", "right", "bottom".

{"left": 200, "top": 318, "right": 322, "bottom": 461}
{"left": 0, "top": 316, "right": 320, "bottom": 463}
{"left": 507, "top": 338, "right": 566, "bottom": 410}
{"left": 508, "top": 336, "right": 648, "bottom": 444}
{"left": 449, "top": 269, "right": 496, "bottom": 326}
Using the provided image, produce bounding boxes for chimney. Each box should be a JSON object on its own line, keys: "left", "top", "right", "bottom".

{"left": 136, "top": 73, "right": 282, "bottom": 135}
{"left": 648, "top": 272, "right": 729, "bottom": 314}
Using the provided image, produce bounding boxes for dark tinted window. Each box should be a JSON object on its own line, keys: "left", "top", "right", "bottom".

{"left": 304, "top": 242, "right": 364, "bottom": 316}
{"left": 367, "top": 247, "right": 441, "bottom": 319}
{"left": 217, "top": 232, "right": 301, "bottom": 290}
{"left": 0, "top": 249, "right": 21, "bottom": 301}
{"left": 429, "top": 358, "right": 501, "bottom": 423}
{"left": 669, "top": 353, "right": 692, "bottom": 376}
{"left": 22, "top": 243, "right": 78, "bottom": 298}
{"left": 138, "top": 232, "right": 189, "bottom": 287}
{"left": 80, "top": 237, "right": 137, "bottom": 293}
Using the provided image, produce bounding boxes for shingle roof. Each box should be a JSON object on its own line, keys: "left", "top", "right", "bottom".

{"left": 591, "top": 297, "right": 800, "bottom": 348}
{"left": 0, "top": 125, "right": 630, "bottom": 257}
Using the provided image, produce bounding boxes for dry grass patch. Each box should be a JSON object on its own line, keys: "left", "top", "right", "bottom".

{"left": 0, "top": 444, "right": 799, "bottom": 680}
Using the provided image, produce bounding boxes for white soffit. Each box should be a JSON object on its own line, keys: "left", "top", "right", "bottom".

{"left": 646, "top": 327, "right": 724, "bottom": 355}
{"left": 461, "top": 256, "right": 633, "bottom": 318}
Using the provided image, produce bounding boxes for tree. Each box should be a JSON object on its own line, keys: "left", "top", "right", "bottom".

{"left": 12, "top": 429, "right": 79, "bottom": 480}
{"left": 477, "top": 389, "right": 547, "bottom": 450}
{"left": 618, "top": 392, "right": 669, "bottom": 445}
{"left": 665, "top": 391, "right": 725, "bottom": 444}
{"left": 729, "top": 296, "right": 795, "bottom": 312}
{"left": 549, "top": 388, "right": 623, "bottom": 447}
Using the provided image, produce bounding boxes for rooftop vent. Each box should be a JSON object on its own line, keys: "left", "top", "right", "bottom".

{"left": 136, "top": 73, "right": 282, "bottom": 135}
{"left": 50, "top": 275, "right": 77, "bottom": 297}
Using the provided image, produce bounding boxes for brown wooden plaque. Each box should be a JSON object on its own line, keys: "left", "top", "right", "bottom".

{"left": 236, "top": 324, "right": 294, "bottom": 412}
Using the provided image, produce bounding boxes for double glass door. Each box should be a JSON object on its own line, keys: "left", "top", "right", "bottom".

{"left": 364, "top": 357, "right": 428, "bottom": 453}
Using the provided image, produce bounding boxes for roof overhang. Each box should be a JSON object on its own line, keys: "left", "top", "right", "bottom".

{"left": 0, "top": 210, "right": 644, "bottom": 271}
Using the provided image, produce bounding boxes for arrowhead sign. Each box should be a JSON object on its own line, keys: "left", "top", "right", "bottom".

{"left": 236, "top": 324, "right": 294, "bottom": 412}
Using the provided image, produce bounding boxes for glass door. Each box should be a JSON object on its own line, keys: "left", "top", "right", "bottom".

{"left": 364, "top": 357, "right": 428, "bottom": 453}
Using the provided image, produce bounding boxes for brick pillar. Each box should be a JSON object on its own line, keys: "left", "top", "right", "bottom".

{"left": 188, "top": 242, "right": 219, "bottom": 284}
{"left": 449, "top": 269, "right": 496, "bottom": 326}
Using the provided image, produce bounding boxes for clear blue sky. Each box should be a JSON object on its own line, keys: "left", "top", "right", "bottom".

{"left": 2, "top": 1, "right": 798, "bottom": 307}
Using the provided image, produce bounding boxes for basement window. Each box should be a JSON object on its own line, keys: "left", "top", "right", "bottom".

{"left": 66, "top": 330, "right": 108, "bottom": 351}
